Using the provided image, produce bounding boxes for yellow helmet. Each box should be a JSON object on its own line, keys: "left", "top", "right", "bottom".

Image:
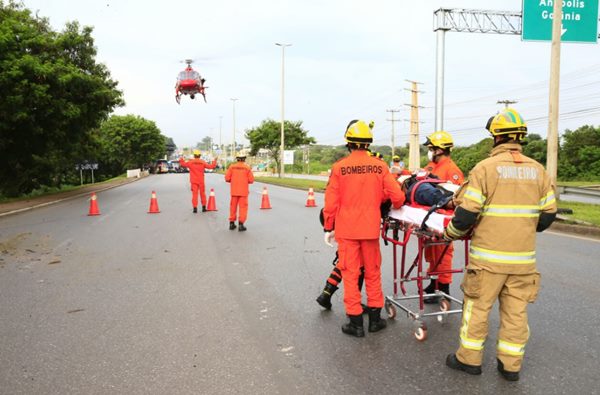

{"left": 372, "top": 152, "right": 383, "bottom": 159}
{"left": 344, "top": 120, "right": 373, "bottom": 144}
{"left": 392, "top": 155, "right": 401, "bottom": 162}
{"left": 424, "top": 131, "right": 454, "bottom": 150}
{"left": 192, "top": 149, "right": 201, "bottom": 156}
{"left": 486, "top": 108, "right": 528, "bottom": 139}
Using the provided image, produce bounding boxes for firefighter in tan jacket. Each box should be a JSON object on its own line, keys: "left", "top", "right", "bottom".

{"left": 442, "top": 108, "right": 557, "bottom": 382}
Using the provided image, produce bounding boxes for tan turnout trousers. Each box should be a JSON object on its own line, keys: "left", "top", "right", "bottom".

{"left": 456, "top": 268, "right": 541, "bottom": 372}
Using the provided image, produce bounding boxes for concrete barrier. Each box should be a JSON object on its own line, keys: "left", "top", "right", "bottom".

{"left": 127, "top": 169, "right": 141, "bottom": 178}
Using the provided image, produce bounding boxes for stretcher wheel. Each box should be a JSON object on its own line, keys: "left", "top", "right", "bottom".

{"left": 414, "top": 325, "right": 428, "bottom": 342}
{"left": 439, "top": 299, "right": 451, "bottom": 312}
{"left": 385, "top": 303, "right": 397, "bottom": 320}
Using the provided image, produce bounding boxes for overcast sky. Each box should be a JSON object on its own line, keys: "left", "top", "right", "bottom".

{"left": 21, "top": 0, "right": 600, "bottom": 149}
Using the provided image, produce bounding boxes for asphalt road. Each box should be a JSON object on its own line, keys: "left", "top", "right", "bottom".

{"left": 0, "top": 174, "right": 599, "bottom": 395}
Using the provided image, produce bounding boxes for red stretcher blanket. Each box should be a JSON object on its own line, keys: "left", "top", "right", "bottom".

{"left": 388, "top": 204, "right": 454, "bottom": 235}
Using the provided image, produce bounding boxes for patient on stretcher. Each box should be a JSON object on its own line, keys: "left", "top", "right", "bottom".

{"left": 387, "top": 173, "right": 461, "bottom": 235}
{"left": 400, "top": 173, "right": 459, "bottom": 209}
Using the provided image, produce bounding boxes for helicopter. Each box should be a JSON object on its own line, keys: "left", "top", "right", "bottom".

{"left": 175, "top": 59, "right": 207, "bottom": 104}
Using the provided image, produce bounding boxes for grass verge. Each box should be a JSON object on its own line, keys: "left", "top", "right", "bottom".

{"left": 254, "top": 177, "right": 600, "bottom": 228}
{"left": 558, "top": 200, "right": 600, "bottom": 227}
{"left": 0, "top": 174, "right": 127, "bottom": 204}
{"left": 254, "top": 177, "right": 327, "bottom": 192}
{"left": 557, "top": 181, "right": 600, "bottom": 187}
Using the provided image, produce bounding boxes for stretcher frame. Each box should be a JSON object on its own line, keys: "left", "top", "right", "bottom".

{"left": 381, "top": 210, "right": 470, "bottom": 342}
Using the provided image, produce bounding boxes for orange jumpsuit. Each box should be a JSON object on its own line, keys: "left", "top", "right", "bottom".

{"left": 179, "top": 158, "right": 217, "bottom": 208}
{"left": 225, "top": 161, "right": 254, "bottom": 223}
{"left": 323, "top": 150, "right": 405, "bottom": 316}
{"left": 424, "top": 156, "right": 464, "bottom": 283}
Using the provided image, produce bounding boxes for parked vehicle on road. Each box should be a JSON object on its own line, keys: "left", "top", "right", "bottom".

{"left": 154, "top": 159, "right": 169, "bottom": 174}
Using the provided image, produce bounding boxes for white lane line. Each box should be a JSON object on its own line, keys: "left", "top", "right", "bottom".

{"left": 546, "top": 230, "right": 600, "bottom": 243}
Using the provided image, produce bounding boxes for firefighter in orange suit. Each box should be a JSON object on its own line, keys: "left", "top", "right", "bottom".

{"left": 421, "top": 131, "right": 465, "bottom": 303}
{"left": 390, "top": 155, "right": 411, "bottom": 178}
{"left": 443, "top": 108, "right": 557, "bottom": 381}
{"left": 225, "top": 153, "right": 254, "bottom": 231}
{"left": 323, "top": 120, "right": 405, "bottom": 337}
{"left": 179, "top": 149, "right": 217, "bottom": 213}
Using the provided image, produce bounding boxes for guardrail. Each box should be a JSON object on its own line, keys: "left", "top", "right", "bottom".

{"left": 559, "top": 186, "right": 600, "bottom": 198}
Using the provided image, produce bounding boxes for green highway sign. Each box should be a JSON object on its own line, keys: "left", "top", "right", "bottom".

{"left": 522, "top": 0, "right": 599, "bottom": 43}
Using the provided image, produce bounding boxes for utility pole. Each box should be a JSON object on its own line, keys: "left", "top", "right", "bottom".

{"left": 219, "top": 115, "right": 223, "bottom": 156}
{"left": 386, "top": 109, "right": 401, "bottom": 157}
{"left": 230, "top": 98, "right": 238, "bottom": 160}
{"left": 497, "top": 99, "right": 517, "bottom": 108}
{"left": 404, "top": 80, "right": 424, "bottom": 171}
{"left": 547, "top": 0, "right": 562, "bottom": 192}
{"left": 276, "top": 42, "right": 292, "bottom": 178}
{"left": 307, "top": 145, "right": 310, "bottom": 175}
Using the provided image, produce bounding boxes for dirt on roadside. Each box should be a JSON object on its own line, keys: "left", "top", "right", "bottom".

{"left": 0, "top": 177, "right": 141, "bottom": 217}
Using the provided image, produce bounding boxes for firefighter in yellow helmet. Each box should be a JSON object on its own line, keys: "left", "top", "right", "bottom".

{"left": 422, "top": 131, "right": 464, "bottom": 303}
{"left": 443, "top": 108, "right": 557, "bottom": 381}
{"left": 322, "top": 120, "right": 405, "bottom": 337}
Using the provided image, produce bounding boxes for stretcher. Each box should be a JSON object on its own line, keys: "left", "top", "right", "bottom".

{"left": 381, "top": 180, "right": 470, "bottom": 341}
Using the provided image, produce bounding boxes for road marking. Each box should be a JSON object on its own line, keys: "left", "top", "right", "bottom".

{"left": 546, "top": 231, "right": 600, "bottom": 243}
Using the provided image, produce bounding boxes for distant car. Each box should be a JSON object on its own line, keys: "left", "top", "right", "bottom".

{"left": 155, "top": 159, "right": 169, "bottom": 174}
{"left": 168, "top": 161, "right": 181, "bottom": 173}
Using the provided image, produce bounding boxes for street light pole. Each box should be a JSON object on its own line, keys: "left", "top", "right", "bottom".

{"left": 219, "top": 115, "right": 223, "bottom": 155}
{"left": 276, "top": 42, "right": 291, "bottom": 178}
{"left": 231, "top": 98, "right": 238, "bottom": 160}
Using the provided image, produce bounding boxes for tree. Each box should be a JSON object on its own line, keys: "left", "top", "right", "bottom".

{"left": 96, "top": 115, "right": 166, "bottom": 175}
{"left": 522, "top": 134, "right": 547, "bottom": 164}
{"left": 246, "top": 119, "right": 316, "bottom": 173}
{"left": 451, "top": 138, "right": 494, "bottom": 175}
{"left": 559, "top": 125, "right": 600, "bottom": 180}
{"left": 196, "top": 136, "right": 212, "bottom": 152}
{"left": 0, "top": 2, "right": 123, "bottom": 196}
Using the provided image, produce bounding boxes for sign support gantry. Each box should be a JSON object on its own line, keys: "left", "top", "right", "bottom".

{"left": 432, "top": 8, "right": 522, "bottom": 132}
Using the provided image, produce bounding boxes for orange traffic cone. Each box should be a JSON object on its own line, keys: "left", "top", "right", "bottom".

{"left": 260, "top": 186, "right": 272, "bottom": 209}
{"left": 305, "top": 187, "right": 317, "bottom": 207}
{"left": 206, "top": 188, "right": 217, "bottom": 211}
{"left": 148, "top": 191, "right": 160, "bottom": 213}
{"left": 87, "top": 192, "right": 100, "bottom": 216}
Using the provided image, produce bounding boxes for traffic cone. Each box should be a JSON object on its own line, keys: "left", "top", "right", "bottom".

{"left": 87, "top": 192, "right": 100, "bottom": 216}
{"left": 148, "top": 190, "right": 160, "bottom": 213}
{"left": 206, "top": 188, "right": 217, "bottom": 211}
{"left": 260, "top": 186, "right": 272, "bottom": 209}
{"left": 305, "top": 187, "right": 317, "bottom": 207}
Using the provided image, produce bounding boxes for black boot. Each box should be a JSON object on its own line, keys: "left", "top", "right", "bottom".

{"left": 446, "top": 353, "right": 482, "bottom": 375}
{"left": 193, "top": 207, "right": 198, "bottom": 213}
{"left": 202, "top": 205, "right": 207, "bottom": 212}
{"left": 497, "top": 359, "right": 520, "bottom": 381}
{"left": 341, "top": 315, "right": 365, "bottom": 338}
{"left": 238, "top": 222, "right": 247, "bottom": 232}
{"left": 367, "top": 307, "right": 387, "bottom": 333}
{"left": 229, "top": 221, "right": 237, "bottom": 230}
{"left": 423, "top": 279, "right": 436, "bottom": 295}
{"left": 316, "top": 282, "right": 337, "bottom": 309}
{"left": 424, "top": 282, "right": 450, "bottom": 304}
